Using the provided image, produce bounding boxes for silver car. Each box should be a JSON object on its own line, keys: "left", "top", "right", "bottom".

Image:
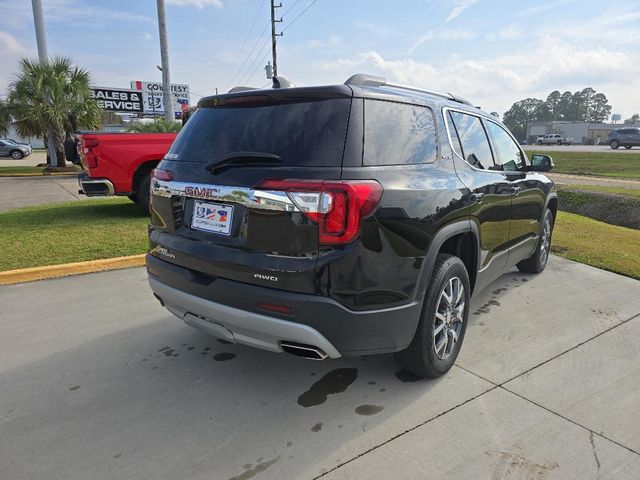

{"left": 0, "top": 139, "right": 32, "bottom": 159}
{"left": 608, "top": 127, "right": 640, "bottom": 150}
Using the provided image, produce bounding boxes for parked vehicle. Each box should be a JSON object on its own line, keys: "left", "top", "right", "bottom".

{"left": 76, "top": 132, "right": 177, "bottom": 211}
{"left": 537, "top": 134, "right": 573, "bottom": 145}
{"left": 146, "top": 74, "right": 557, "bottom": 378}
{"left": 0, "top": 139, "right": 32, "bottom": 159}
{"left": 608, "top": 127, "right": 640, "bottom": 149}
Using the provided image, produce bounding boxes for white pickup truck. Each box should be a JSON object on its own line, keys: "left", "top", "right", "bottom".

{"left": 537, "top": 134, "right": 573, "bottom": 145}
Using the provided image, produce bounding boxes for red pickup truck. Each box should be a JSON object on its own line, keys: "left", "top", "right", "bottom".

{"left": 77, "top": 133, "right": 177, "bottom": 211}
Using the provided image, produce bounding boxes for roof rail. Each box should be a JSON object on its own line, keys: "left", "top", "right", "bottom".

{"left": 344, "top": 73, "right": 474, "bottom": 107}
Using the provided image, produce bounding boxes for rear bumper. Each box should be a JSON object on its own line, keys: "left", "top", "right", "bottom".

{"left": 146, "top": 254, "right": 423, "bottom": 357}
{"left": 77, "top": 173, "right": 115, "bottom": 196}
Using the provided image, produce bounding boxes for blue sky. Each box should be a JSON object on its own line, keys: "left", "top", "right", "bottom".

{"left": 1, "top": 0, "right": 639, "bottom": 118}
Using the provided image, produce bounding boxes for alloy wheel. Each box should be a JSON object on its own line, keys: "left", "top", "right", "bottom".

{"left": 539, "top": 215, "right": 551, "bottom": 265}
{"left": 433, "top": 276, "right": 465, "bottom": 360}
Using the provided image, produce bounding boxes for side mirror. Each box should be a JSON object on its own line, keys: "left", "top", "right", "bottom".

{"left": 531, "top": 154, "right": 554, "bottom": 172}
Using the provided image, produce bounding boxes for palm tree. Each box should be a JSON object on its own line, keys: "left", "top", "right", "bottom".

{"left": 127, "top": 119, "right": 181, "bottom": 133}
{"left": 0, "top": 99, "right": 11, "bottom": 137}
{"left": 8, "top": 57, "right": 102, "bottom": 167}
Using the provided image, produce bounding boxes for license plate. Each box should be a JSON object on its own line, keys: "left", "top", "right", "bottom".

{"left": 191, "top": 201, "right": 234, "bottom": 235}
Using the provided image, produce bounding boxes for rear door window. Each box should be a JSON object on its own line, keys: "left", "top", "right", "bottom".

{"left": 485, "top": 121, "right": 526, "bottom": 171}
{"left": 450, "top": 111, "right": 493, "bottom": 170}
{"left": 364, "top": 99, "right": 438, "bottom": 166}
{"left": 166, "top": 98, "right": 351, "bottom": 166}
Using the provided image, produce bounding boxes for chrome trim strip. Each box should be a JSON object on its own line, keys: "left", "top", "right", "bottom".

{"left": 477, "top": 236, "right": 537, "bottom": 273}
{"left": 441, "top": 106, "right": 530, "bottom": 175}
{"left": 149, "top": 277, "right": 342, "bottom": 358}
{"left": 151, "top": 178, "right": 299, "bottom": 212}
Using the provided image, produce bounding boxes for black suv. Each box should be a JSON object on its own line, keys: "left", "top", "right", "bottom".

{"left": 146, "top": 74, "right": 557, "bottom": 378}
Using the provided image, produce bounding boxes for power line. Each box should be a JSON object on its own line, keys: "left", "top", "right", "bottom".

{"left": 240, "top": 38, "right": 271, "bottom": 86}
{"left": 225, "top": 21, "right": 271, "bottom": 91}
{"left": 222, "top": 0, "right": 265, "bottom": 88}
{"left": 282, "top": 0, "right": 318, "bottom": 32}
{"left": 281, "top": 0, "right": 302, "bottom": 18}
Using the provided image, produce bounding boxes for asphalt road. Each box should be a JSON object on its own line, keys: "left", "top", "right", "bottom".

{"left": 2, "top": 256, "right": 640, "bottom": 479}
{"left": 523, "top": 144, "right": 639, "bottom": 153}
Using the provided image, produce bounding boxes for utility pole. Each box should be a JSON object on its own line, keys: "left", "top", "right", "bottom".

{"left": 270, "top": 0, "right": 283, "bottom": 77}
{"left": 156, "top": 0, "right": 173, "bottom": 122}
{"left": 31, "top": 0, "right": 58, "bottom": 167}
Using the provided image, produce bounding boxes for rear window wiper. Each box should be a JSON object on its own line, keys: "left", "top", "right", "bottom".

{"left": 204, "top": 152, "right": 282, "bottom": 174}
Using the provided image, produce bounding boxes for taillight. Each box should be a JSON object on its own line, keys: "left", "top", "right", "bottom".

{"left": 254, "top": 179, "right": 383, "bottom": 245}
{"left": 152, "top": 168, "right": 173, "bottom": 181}
{"left": 83, "top": 138, "right": 100, "bottom": 169}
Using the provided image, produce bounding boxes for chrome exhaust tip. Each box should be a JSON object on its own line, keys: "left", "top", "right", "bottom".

{"left": 280, "top": 341, "right": 328, "bottom": 360}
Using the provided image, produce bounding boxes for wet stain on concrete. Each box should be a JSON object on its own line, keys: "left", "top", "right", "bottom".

{"left": 204, "top": 347, "right": 211, "bottom": 351}
{"left": 492, "top": 288, "right": 507, "bottom": 295}
{"left": 488, "top": 299, "right": 501, "bottom": 307}
{"left": 311, "top": 422, "right": 323, "bottom": 432}
{"left": 379, "top": 388, "right": 386, "bottom": 392}
{"left": 217, "top": 339, "right": 232, "bottom": 345}
{"left": 286, "top": 441, "right": 293, "bottom": 447}
{"left": 162, "top": 349, "right": 176, "bottom": 357}
{"left": 355, "top": 404, "right": 384, "bottom": 416}
{"left": 368, "top": 381, "right": 376, "bottom": 385}
{"left": 113, "top": 454, "right": 122, "bottom": 459}
{"left": 158, "top": 346, "right": 170, "bottom": 352}
{"left": 395, "top": 369, "right": 422, "bottom": 383}
{"left": 69, "top": 385, "right": 80, "bottom": 391}
{"left": 297, "top": 368, "right": 358, "bottom": 407}
{"left": 228, "top": 457, "right": 279, "bottom": 480}
{"left": 187, "top": 346, "right": 195, "bottom": 350}
{"left": 214, "top": 352, "right": 236, "bottom": 361}
{"left": 520, "top": 278, "right": 529, "bottom": 282}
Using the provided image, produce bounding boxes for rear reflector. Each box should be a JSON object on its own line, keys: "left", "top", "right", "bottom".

{"left": 258, "top": 303, "right": 292, "bottom": 315}
{"left": 254, "top": 179, "right": 383, "bottom": 245}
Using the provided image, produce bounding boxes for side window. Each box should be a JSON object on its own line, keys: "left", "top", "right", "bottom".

{"left": 485, "top": 121, "right": 525, "bottom": 171}
{"left": 450, "top": 111, "right": 493, "bottom": 170}
{"left": 364, "top": 100, "right": 438, "bottom": 166}
{"left": 445, "top": 112, "right": 464, "bottom": 158}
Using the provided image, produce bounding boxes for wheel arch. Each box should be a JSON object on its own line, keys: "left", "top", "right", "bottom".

{"left": 413, "top": 220, "right": 480, "bottom": 300}
{"left": 131, "top": 160, "right": 160, "bottom": 194}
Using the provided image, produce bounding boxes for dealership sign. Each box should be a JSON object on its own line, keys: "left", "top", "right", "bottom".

{"left": 90, "top": 87, "right": 143, "bottom": 113}
{"left": 130, "top": 81, "right": 189, "bottom": 118}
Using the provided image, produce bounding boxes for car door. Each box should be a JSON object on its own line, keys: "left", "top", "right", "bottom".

{"left": 0, "top": 141, "right": 8, "bottom": 156}
{"left": 445, "top": 109, "right": 513, "bottom": 288}
{"left": 484, "top": 119, "right": 544, "bottom": 266}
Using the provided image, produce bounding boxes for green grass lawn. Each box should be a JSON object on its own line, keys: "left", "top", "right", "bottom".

{"left": 527, "top": 150, "right": 640, "bottom": 179}
{"left": 552, "top": 211, "right": 640, "bottom": 280}
{"left": 0, "top": 198, "right": 148, "bottom": 271}
{"left": 557, "top": 184, "right": 640, "bottom": 198}
{"left": 0, "top": 165, "right": 81, "bottom": 176}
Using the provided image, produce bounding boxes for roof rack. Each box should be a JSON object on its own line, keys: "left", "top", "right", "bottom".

{"left": 344, "top": 73, "right": 475, "bottom": 107}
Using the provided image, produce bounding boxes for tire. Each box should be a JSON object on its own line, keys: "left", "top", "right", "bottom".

{"left": 127, "top": 193, "right": 138, "bottom": 203}
{"left": 10, "top": 150, "right": 24, "bottom": 159}
{"left": 537, "top": 141, "right": 543, "bottom": 145}
{"left": 625, "top": 146, "right": 632, "bottom": 150}
{"left": 557, "top": 140, "right": 562, "bottom": 145}
{"left": 136, "top": 172, "right": 151, "bottom": 214}
{"left": 394, "top": 254, "right": 470, "bottom": 378}
{"left": 517, "top": 208, "right": 554, "bottom": 274}
{"left": 610, "top": 140, "right": 620, "bottom": 149}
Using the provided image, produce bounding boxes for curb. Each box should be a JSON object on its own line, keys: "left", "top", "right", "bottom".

{"left": 0, "top": 172, "right": 79, "bottom": 177}
{"left": 0, "top": 254, "right": 146, "bottom": 285}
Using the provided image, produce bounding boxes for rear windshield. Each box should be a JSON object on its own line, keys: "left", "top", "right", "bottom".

{"left": 165, "top": 98, "right": 351, "bottom": 166}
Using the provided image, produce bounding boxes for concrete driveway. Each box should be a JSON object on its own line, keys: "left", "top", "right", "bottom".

{"left": 0, "top": 176, "right": 95, "bottom": 212}
{"left": 1, "top": 256, "right": 639, "bottom": 479}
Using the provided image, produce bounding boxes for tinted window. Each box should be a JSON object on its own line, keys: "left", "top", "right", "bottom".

{"left": 485, "top": 121, "right": 525, "bottom": 171}
{"left": 446, "top": 112, "right": 464, "bottom": 158}
{"left": 364, "top": 100, "right": 437, "bottom": 165}
{"left": 166, "top": 99, "right": 351, "bottom": 166}
{"left": 450, "top": 111, "right": 493, "bottom": 170}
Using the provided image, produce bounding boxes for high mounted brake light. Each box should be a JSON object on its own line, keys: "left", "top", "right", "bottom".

{"left": 254, "top": 179, "right": 383, "bottom": 245}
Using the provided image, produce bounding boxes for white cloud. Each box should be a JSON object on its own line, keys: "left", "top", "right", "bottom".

{"left": 166, "top": 0, "right": 223, "bottom": 8}
{"left": 308, "top": 35, "right": 342, "bottom": 49}
{"left": 316, "top": 37, "right": 640, "bottom": 117}
{"left": 0, "top": 32, "right": 31, "bottom": 93}
{"left": 497, "top": 24, "right": 521, "bottom": 40}
{"left": 408, "top": 28, "right": 476, "bottom": 55}
{"left": 515, "top": 0, "right": 580, "bottom": 17}
{"left": 0, "top": 31, "right": 28, "bottom": 55}
{"left": 143, "top": 32, "right": 154, "bottom": 41}
{"left": 445, "top": 0, "right": 478, "bottom": 22}
{"left": 353, "top": 22, "right": 401, "bottom": 38}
